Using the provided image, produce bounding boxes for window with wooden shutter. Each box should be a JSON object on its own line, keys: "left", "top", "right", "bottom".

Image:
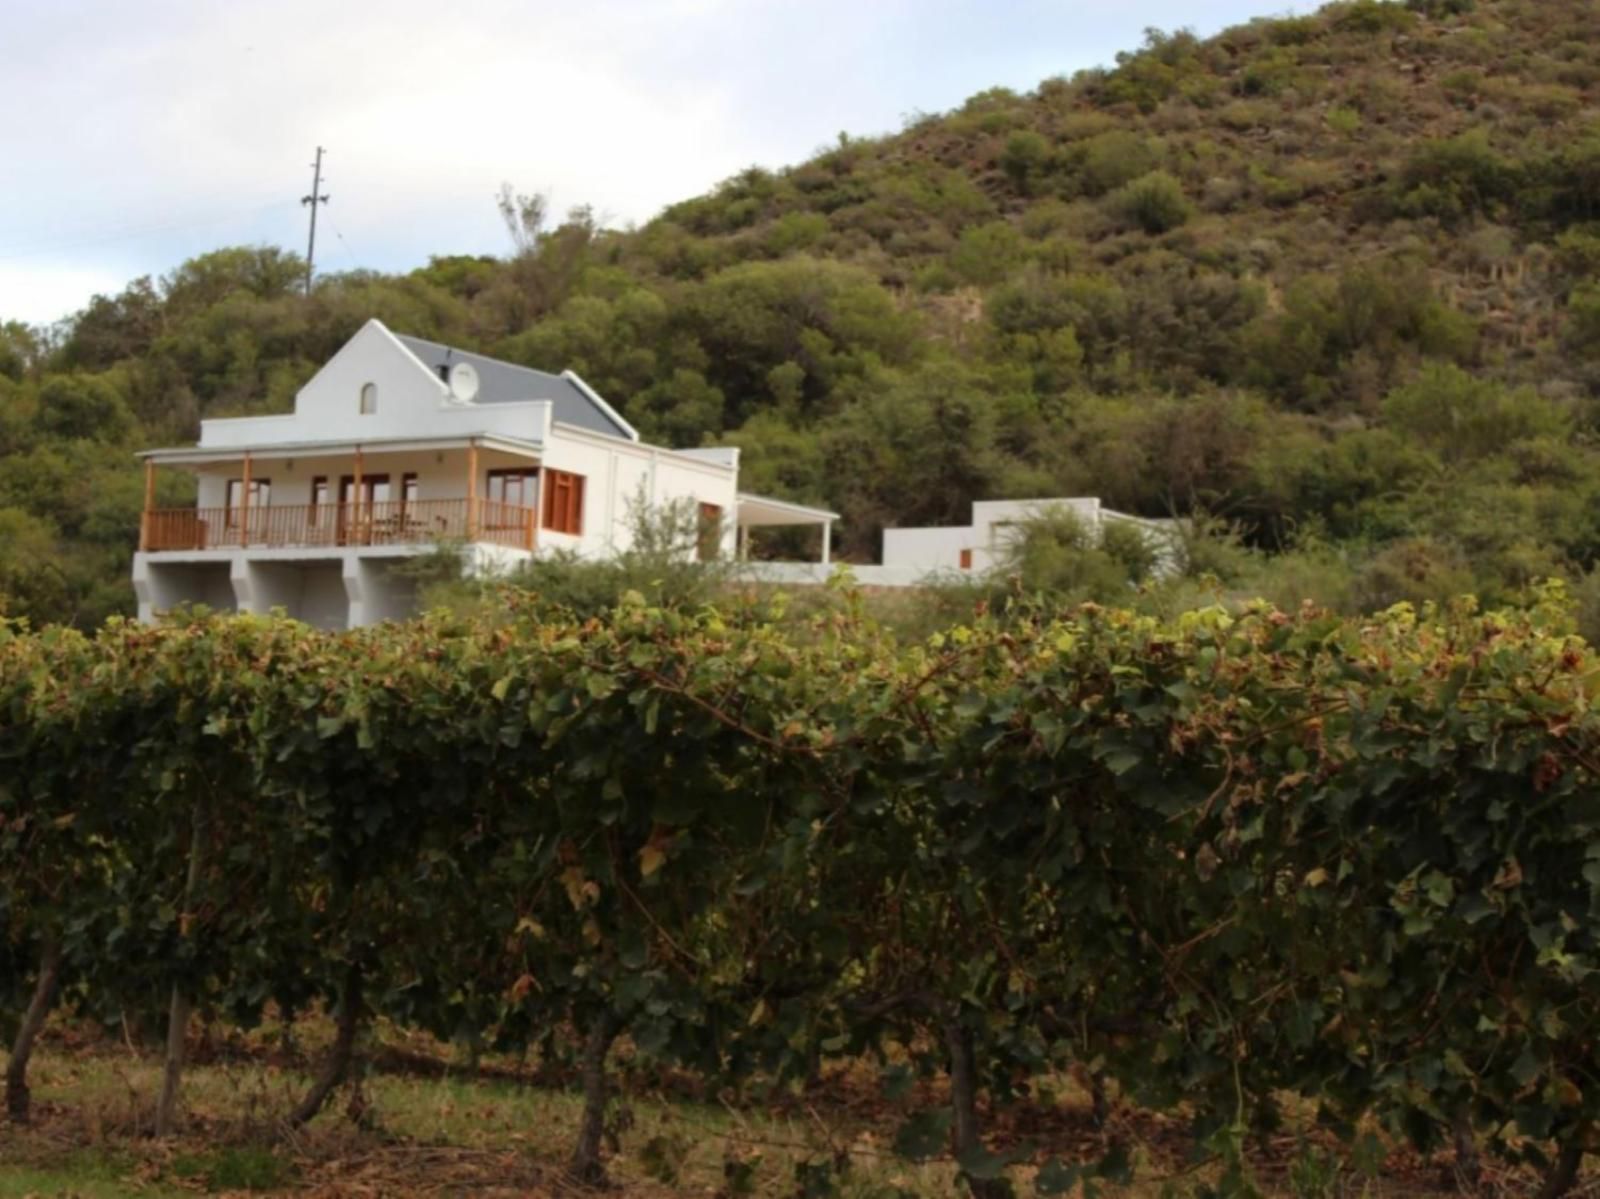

{"left": 542, "top": 469, "right": 585, "bottom": 535}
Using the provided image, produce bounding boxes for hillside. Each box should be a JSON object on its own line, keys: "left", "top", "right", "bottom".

{"left": 7, "top": 0, "right": 1600, "bottom": 626}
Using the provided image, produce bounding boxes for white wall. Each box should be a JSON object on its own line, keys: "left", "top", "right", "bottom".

{"left": 881, "top": 498, "right": 1186, "bottom": 579}
{"left": 884, "top": 498, "right": 1108, "bottom": 573}
{"left": 737, "top": 562, "right": 934, "bottom": 589}
{"left": 539, "top": 424, "right": 739, "bottom": 561}
{"left": 881, "top": 526, "right": 974, "bottom": 573}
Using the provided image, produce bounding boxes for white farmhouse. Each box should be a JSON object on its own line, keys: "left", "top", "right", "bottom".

{"left": 133, "top": 319, "right": 836, "bottom": 628}
{"left": 742, "top": 498, "right": 1180, "bottom": 588}
{"left": 882, "top": 498, "right": 1179, "bottom": 576}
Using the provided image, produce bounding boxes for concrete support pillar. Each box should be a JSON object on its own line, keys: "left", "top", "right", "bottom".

{"left": 342, "top": 553, "right": 367, "bottom": 629}
{"left": 820, "top": 520, "right": 832, "bottom": 566}
{"left": 344, "top": 555, "right": 420, "bottom": 628}
{"left": 132, "top": 554, "right": 157, "bottom": 624}
{"left": 230, "top": 556, "right": 257, "bottom": 614}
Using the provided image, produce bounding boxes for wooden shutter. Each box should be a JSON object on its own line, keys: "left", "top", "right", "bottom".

{"left": 542, "top": 469, "right": 585, "bottom": 535}
{"left": 697, "top": 503, "right": 722, "bottom": 561}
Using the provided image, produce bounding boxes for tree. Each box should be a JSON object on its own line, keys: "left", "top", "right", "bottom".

{"left": 35, "top": 373, "right": 133, "bottom": 443}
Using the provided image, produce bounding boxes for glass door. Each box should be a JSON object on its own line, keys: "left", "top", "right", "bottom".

{"left": 338, "top": 474, "right": 390, "bottom": 544}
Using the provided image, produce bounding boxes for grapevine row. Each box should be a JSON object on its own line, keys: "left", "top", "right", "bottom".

{"left": 2, "top": 590, "right": 1598, "bottom": 1196}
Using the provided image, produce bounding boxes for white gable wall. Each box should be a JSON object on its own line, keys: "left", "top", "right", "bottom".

{"left": 197, "top": 320, "right": 553, "bottom": 449}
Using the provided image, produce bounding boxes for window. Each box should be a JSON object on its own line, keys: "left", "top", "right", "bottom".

{"left": 359, "top": 382, "right": 378, "bottom": 414}
{"left": 309, "top": 476, "right": 329, "bottom": 527}
{"left": 402, "top": 472, "right": 419, "bottom": 514}
{"left": 224, "top": 477, "right": 271, "bottom": 527}
{"left": 959, "top": 548, "right": 973, "bottom": 571}
{"left": 542, "top": 469, "right": 585, "bottom": 535}
{"left": 339, "top": 474, "right": 390, "bottom": 507}
{"left": 697, "top": 502, "right": 723, "bottom": 562}
{"left": 336, "top": 475, "right": 389, "bottom": 545}
{"left": 486, "top": 468, "right": 538, "bottom": 509}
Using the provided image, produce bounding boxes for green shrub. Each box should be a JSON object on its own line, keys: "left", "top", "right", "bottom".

{"left": 1333, "top": 0, "right": 1417, "bottom": 34}
{"left": 1352, "top": 536, "right": 1476, "bottom": 609}
{"left": 1236, "top": 48, "right": 1302, "bottom": 97}
{"left": 1106, "top": 171, "right": 1194, "bottom": 234}
{"left": 416, "top": 494, "right": 730, "bottom": 620}
{"left": 1382, "top": 363, "right": 1568, "bottom": 462}
{"left": 1000, "top": 130, "right": 1052, "bottom": 194}
{"left": 947, "top": 221, "right": 1027, "bottom": 286}
{"left": 1439, "top": 69, "right": 1483, "bottom": 102}
{"left": 1394, "top": 129, "right": 1517, "bottom": 225}
{"left": 1553, "top": 227, "right": 1600, "bottom": 277}
{"left": 1100, "top": 518, "right": 1163, "bottom": 581}
{"left": 1325, "top": 106, "right": 1362, "bottom": 135}
{"left": 1173, "top": 513, "right": 1255, "bottom": 582}
{"left": 1261, "top": 14, "right": 1322, "bottom": 46}
{"left": 763, "top": 211, "right": 829, "bottom": 256}
{"left": 172, "top": 1148, "right": 292, "bottom": 1192}
{"left": 1517, "top": 83, "right": 1583, "bottom": 122}
{"left": 999, "top": 506, "right": 1134, "bottom": 600}
{"left": 1079, "top": 130, "right": 1162, "bottom": 195}
{"left": 1565, "top": 283, "right": 1600, "bottom": 356}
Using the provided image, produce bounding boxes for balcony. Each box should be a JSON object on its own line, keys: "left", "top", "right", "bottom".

{"left": 142, "top": 498, "right": 539, "bottom": 553}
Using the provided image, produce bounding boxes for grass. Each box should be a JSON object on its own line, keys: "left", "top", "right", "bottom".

{"left": 0, "top": 1018, "right": 966, "bottom": 1196}
{"left": 0, "top": 1015, "right": 1553, "bottom": 1196}
{"left": 0, "top": 1150, "right": 189, "bottom": 1198}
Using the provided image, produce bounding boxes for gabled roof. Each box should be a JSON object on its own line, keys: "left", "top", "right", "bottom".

{"left": 394, "top": 333, "right": 637, "bottom": 441}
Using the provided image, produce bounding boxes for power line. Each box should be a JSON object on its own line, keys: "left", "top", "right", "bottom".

{"left": 0, "top": 198, "right": 297, "bottom": 262}
{"left": 328, "top": 216, "right": 360, "bottom": 269}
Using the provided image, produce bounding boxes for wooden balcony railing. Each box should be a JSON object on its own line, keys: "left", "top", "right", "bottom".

{"left": 143, "top": 499, "right": 538, "bottom": 552}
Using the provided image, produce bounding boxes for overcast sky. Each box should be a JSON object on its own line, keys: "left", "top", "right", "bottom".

{"left": 0, "top": 0, "right": 1316, "bottom": 327}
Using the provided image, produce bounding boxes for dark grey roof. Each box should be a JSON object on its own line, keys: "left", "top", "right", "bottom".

{"left": 394, "top": 333, "right": 632, "bottom": 440}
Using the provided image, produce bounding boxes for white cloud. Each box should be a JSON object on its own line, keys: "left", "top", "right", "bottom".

{"left": 0, "top": 263, "right": 129, "bottom": 330}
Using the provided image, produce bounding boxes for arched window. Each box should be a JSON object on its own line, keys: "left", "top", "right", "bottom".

{"left": 359, "top": 382, "right": 378, "bottom": 414}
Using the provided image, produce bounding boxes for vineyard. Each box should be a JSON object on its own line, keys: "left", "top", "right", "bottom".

{"left": 3, "top": 589, "right": 1600, "bottom": 1196}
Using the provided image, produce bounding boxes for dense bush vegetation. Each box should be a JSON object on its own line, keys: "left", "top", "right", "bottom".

{"left": 5, "top": 593, "right": 1600, "bottom": 1195}
{"left": 9, "top": 0, "right": 1600, "bottom": 627}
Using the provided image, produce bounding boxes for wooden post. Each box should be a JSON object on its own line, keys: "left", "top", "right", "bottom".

{"left": 140, "top": 460, "right": 156, "bottom": 552}
{"left": 466, "top": 441, "right": 479, "bottom": 541}
{"left": 353, "top": 446, "right": 364, "bottom": 546}
{"left": 239, "top": 453, "right": 252, "bottom": 547}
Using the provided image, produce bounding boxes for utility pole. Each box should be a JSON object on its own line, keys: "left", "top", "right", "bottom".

{"left": 301, "top": 146, "right": 329, "bottom": 297}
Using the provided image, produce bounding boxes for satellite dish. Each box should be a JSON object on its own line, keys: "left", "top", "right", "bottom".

{"left": 447, "top": 361, "right": 480, "bottom": 402}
